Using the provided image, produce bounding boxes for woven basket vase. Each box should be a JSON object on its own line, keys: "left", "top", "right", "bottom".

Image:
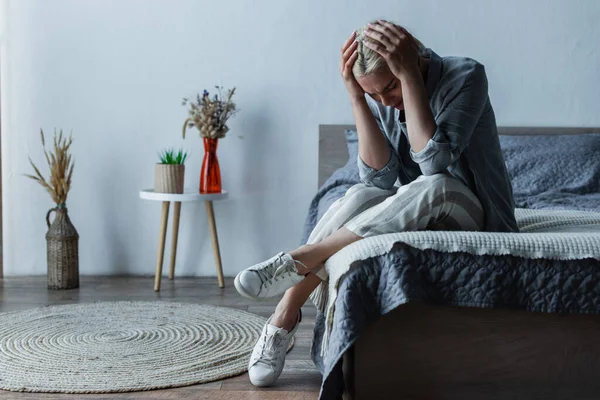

{"left": 155, "top": 164, "right": 185, "bottom": 194}
{"left": 46, "top": 205, "right": 79, "bottom": 290}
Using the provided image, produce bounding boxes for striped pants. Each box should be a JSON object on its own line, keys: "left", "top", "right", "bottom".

{"left": 307, "top": 172, "right": 484, "bottom": 281}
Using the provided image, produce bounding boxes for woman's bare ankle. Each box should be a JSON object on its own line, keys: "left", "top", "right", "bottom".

{"left": 271, "top": 306, "right": 301, "bottom": 332}
{"left": 288, "top": 245, "right": 317, "bottom": 274}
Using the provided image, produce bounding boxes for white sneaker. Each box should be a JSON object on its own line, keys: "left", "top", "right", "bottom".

{"left": 248, "top": 310, "right": 302, "bottom": 387}
{"left": 234, "top": 252, "right": 307, "bottom": 300}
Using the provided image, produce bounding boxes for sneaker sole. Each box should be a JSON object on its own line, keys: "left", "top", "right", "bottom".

{"left": 249, "top": 377, "right": 277, "bottom": 387}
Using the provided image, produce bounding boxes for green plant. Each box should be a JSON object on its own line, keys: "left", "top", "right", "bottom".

{"left": 182, "top": 86, "right": 239, "bottom": 140}
{"left": 158, "top": 148, "right": 188, "bottom": 165}
{"left": 25, "top": 129, "right": 74, "bottom": 206}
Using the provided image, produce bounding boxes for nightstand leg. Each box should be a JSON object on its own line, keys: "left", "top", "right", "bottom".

{"left": 154, "top": 201, "right": 170, "bottom": 292}
{"left": 205, "top": 200, "right": 224, "bottom": 288}
{"left": 169, "top": 201, "right": 182, "bottom": 280}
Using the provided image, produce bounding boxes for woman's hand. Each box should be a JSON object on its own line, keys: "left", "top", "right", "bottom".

{"left": 363, "top": 20, "right": 420, "bottom": 80}
{"left": 339, "top": 32, "right": 364, "bottom": 100}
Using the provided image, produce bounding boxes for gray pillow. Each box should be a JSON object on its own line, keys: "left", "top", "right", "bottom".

{"left": 499, "top": 134, "right": 600, "bottom": 194}
{"left": 344, "top": 129, "right": 600, "bottom": 210}
{"left": 499, "top": 133, "right": 600, "bottom": 210}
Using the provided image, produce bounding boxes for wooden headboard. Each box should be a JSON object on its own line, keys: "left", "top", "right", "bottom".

{"left": 318, "top": 125, "right": 600, "bottom": 187}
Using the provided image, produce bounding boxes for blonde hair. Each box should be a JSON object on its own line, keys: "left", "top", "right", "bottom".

{"left": 352, "top": 21, "right": 427, "bottom": 78}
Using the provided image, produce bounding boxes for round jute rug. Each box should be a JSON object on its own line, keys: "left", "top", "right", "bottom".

{"left": 0, "top": 301, "right": 294, "bottom": 393}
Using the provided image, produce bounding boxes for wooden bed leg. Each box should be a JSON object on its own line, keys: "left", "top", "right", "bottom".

{"left": 342, "top": 345, "right": 355, "bottom": 400}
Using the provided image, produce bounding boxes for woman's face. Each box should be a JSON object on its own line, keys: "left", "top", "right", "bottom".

{"left": 356, "top": 65, "right": 404, "bottom": 110}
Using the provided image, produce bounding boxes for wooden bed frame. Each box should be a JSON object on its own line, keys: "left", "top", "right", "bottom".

{"left": 318, "top": 125, "right": 600, "bottom": 400}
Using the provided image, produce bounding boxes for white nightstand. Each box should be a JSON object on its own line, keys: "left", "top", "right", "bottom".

{"left": 139, "top": 189, "right": 229, "bottom": 291}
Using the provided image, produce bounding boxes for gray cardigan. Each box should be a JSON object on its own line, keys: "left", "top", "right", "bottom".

{"left": 358, "top": 48, "right": 519, "bottom": 233}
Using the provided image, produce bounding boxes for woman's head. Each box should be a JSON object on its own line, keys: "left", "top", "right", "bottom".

{"left": 352, "top": 21, "right": 426, "bottom": 110}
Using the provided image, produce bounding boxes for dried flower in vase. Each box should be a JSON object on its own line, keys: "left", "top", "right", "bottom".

{"left": 25, "top": 129, "right": 75, "bottom": 206}
{"left": 182, "top": 86, "right": 239, "bottom": 140}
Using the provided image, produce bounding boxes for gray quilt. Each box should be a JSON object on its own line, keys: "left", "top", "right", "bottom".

{"left": 299, "top": 133, "right": 600, "bottom": 399}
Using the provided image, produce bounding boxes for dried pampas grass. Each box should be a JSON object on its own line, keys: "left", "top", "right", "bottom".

{"left": 25, "top": 129, "right": 74, "bottom": 206}
{"left": 182, "top": 86, "right": 238, "bottom": 140}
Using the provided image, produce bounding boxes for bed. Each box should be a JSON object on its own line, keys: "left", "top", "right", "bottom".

{"left": 301, "top": 125, "right": 600, "bottom": 400}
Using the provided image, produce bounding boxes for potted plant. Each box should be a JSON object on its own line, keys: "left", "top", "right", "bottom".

{"left": 155, "top": 148, "right": 188, "bottom": 194}
{"left": 25, "top": 129, "right": 79, "bottom": 290}
{"left": 182, "top": 86, "right": 238, "bottom": 194}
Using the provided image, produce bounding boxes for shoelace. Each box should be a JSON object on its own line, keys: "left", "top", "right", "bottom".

{"left": 252, "top": 310, "right": 301, "bottom": 369}
{"left": 253, "top": 254, "right": 286, "bottom": 286}
{"left": 253, "top": 254, "right": 307, "bottom": 287}
{"left": 256, "top": 330, "right": 284, "bottom": 368}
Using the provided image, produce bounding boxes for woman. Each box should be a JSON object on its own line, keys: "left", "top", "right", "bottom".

{"left": 234, "top": 20, "right": 518, "bottom": 387}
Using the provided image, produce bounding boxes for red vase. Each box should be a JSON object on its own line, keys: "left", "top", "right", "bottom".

{"left": 200, "top": 137, "right": 222, "bottom": 194}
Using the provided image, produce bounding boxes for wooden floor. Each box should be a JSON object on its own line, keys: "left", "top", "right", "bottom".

{"left": 0, "top": 276, "right": 321, "bottom": 400}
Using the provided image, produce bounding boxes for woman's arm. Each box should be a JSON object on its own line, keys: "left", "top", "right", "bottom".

{"left": 352, "top": 97, "right": 400, "bottom": 190}
{"left": 364, "top": 21, "right": 487, "bottom": 176}
{"left": 398, "top": 67, "right": 436, "bottom": 153}
{"left": 363, "top": 21, "right": 436, "bottom": 153}
{"left": 408, "top": 64, "right": 489, "bottom": 175}
{"left": 340, "top": 31, "right": 400, "bottom": 189}
{"left": 351, "top": 96, "right": 390, "bottom": 171}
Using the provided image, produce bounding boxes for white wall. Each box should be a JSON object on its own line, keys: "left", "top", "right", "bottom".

{"left": 2, "top": 0, "right": 600, "bottom": 277}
